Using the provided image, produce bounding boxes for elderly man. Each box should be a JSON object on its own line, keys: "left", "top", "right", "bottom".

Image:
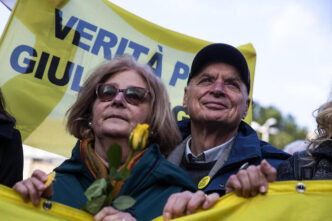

{"left": 164, "top": 43, "right": 290, "bottom": 219}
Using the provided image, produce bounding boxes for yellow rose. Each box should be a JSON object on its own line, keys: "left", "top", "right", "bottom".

{"left": 129, "top": 123, "right": 149, "bottom": 151}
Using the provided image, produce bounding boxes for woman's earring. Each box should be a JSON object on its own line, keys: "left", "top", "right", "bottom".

{"left": 88, "top": 122, "right": 92, "bottom": 126}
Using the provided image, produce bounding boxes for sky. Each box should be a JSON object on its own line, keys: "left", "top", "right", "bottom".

{"left": 1, "top": 0, "right": 332, "bottom": 133}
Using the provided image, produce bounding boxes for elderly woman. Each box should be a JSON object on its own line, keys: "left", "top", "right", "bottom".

{"left": 13, "top": 55, "right": 196, "bottom": 221}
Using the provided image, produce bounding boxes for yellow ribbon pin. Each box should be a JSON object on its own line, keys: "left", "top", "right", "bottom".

{"left": 198, "top": 176, "right": 210, "bottom": 189}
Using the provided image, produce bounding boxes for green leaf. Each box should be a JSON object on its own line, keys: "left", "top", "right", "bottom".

{"left": 84, "top": 195, "right": 107, "bottom": 215}
{"left": 119, "top": 168, "right": 131, "bottom": 181}
{"left": 107, "top": 143, "right": 122, "bottom": 169}
{"left": 109, "top": 167, "right": 123, "bottom": 182}
{"left": 84, "top": 178, "right": 107, "bottom": 200}
{"left": 112, "top": 195, "right": 136, "bottom": 211}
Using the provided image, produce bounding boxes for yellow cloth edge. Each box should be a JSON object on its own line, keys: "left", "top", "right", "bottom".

{"left": 153, "top": 180, "right": 332, "bottom": 221}
{"left": 0, "top": 184, "right": 92, "bottom": 220}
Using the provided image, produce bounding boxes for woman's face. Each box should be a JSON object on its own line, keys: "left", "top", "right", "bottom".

{"left": 91, "top": 70, "right": 151, "bottom": 140}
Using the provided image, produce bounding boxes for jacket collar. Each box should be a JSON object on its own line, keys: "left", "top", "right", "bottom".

{"left": 167, "top": 136, "right": 189, "bottom": 165}
{"left": 54, "top": 140, "right": 95, "bottom": 183}
{"left": 223, "top": 121, "right": 262, "bottom": 167}
{"left": 175, "top": 119, "right": 262, "bottom": 167}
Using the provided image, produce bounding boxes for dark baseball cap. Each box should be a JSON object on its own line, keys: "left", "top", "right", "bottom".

{"left": 187, "top": 43, "right": 250, "bottom": 94}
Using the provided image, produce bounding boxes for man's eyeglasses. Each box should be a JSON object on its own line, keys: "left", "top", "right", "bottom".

{"left": 96, "top": 84, "right": 150, "bottom": 105}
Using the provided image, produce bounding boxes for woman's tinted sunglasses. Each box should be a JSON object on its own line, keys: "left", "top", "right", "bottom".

{"left": 96, "top": 83, "right": 150, "bottom": 105}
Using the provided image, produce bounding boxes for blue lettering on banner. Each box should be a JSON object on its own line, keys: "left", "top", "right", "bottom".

{"left": 10, "top": 45, "right": 37, "bottom": 73}
{"left": 49, "top": 8, "right": 194, "bottom": 89}
{"left": 9, "top": 44, "right": 84, "bottom": 92}
{"left": 55, "top": 8, "right": 152, "bottom": 61}
{"left": 91, "top": 28, "right": 118, "bottom": 59}
{"left": 55, "top": 9, "right": 79, "bottom": 40}
{"left": 48, "top": 56, "right": 73, "bottom": 86}
{"left": 70, "top": 64, "right": 84, "bottom": 91}
{"left": 35, "top": 52, "right": 50, "bottom": 79}
{"left": 147, "top": 45, "right": 163, "bottom": 78}
{"left": 115, "top": 38, "right": 129, "bottom": 56}
{"left": 128, "top": 41, "right": 149, "bottom": 60}
{"left": 73, "top": 19, "right": 97, "bottom": 51}
{"left": 169, "top": 61, "right": 189, "bottom": 86}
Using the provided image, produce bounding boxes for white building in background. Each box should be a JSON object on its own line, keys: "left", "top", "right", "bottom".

{"left": 23, "top": 145, "right": 66, "bottom": 179}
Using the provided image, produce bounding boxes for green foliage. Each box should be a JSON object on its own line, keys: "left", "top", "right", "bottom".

{"left": 82, "top": 178, "right": 108, "bottom": 214}
{"left": 113, "top": 195, "right": 136, "bottom": 210}
{"left": 252, "top": 101, "right": 308, "bottom": 149}
{"left": 119, "top": 168, "right": 131, "bottom": 181}
{"left": 109, "top": 167, "right": 123, "bottom": 182}
{"left": 83, "top": 124, "right": 149, "bottom": 215}
{"left": 83, "top": 143, "right": 136, "bottom": 215}
{"left": 84, "top": 178, "right": 107, "bottom": 201}
{"left": 84, "top": 195, "right": 107, "bottom": 215}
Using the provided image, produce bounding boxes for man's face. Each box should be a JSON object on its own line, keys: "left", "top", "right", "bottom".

{"left": 183, "top": 62, "right": 250, "bottom": 128}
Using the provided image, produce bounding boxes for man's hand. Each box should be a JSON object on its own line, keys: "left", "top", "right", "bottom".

{"left": 163, "top": 190, "right": 219, "bottom": 220}
{"left": 94, "top": 206, "right": 136, "bottom": 221}
{"left": 13, "top": 169, "right": 53, "bottom": 205}
{"left": 225, "top": 160, "right": 276, "bottom": 197}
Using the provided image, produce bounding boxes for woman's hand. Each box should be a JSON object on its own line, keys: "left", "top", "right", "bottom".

{"left": 163, "top": 190, "right": 219, "bottom": 220}
{"left": 13, "top": 169, "right": 53, "bottom": 205}
{"left": 94, "top": 206, "right": 136, "bottom": 221}
{"left": 225, "top": 160, "right": 276, "bottom": 197}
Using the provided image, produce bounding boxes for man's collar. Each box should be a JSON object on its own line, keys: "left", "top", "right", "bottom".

{"left": 185, "top": 136, "right": 235, "bottom": 163}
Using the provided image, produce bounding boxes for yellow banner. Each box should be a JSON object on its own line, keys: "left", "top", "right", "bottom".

{"left": 0, "top": 184, "right": 92, "bottom": 220}
{"left": 154, "top": 180, "right": 332, "bottom": 221}
{"left": 1, "top": 181, "right": 331, "bottom": 220}
{"left": 0, "top": 0, "right": 256, "bottom": 157}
